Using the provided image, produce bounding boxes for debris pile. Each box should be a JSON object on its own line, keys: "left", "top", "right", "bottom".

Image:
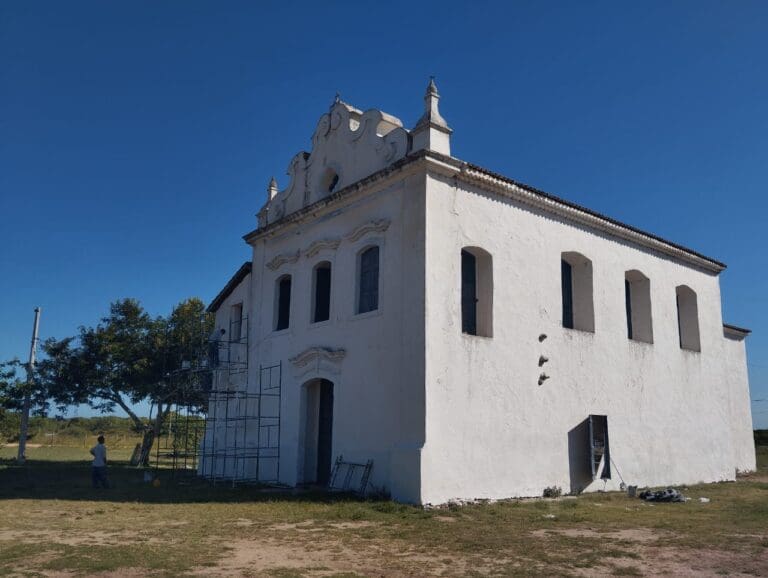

{"left": 638, "top": 488, "right": 686, "bottom": 502}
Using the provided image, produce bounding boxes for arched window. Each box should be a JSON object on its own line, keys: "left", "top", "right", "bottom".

{"left": 625, "top": 270, "right": 653, "bottom": 343}
{"left": 461, "top": 247, "right": 493, "bottom": 337}
{"left": 274, "top": 275, "right": 292, "bottom": 331}
{"left": 676, "top": 285, "right": 700, "bottom": 351}
{"left": 561, "top": 252, "right": 594, "bottom": 332}
{"left": 312, "top": 262, "right": 332, "bottom": 323}
{"left": 357, "top": 246, "right": 379, "bottom": 314}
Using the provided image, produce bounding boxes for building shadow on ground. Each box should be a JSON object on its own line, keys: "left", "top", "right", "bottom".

{"left": 0, "top": 458, "right": 370, "bottom": 504}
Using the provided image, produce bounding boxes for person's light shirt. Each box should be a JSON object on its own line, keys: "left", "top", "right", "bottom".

{"left": 90, "top": 444, "right": 107, "bottom": 467}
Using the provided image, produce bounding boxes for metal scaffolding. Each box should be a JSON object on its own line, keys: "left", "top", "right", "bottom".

{"left": 153, "top": 313, "right": 283, "bottom": 486}
{"left": 198, "top": 362, "right": 282, "bottom": 485}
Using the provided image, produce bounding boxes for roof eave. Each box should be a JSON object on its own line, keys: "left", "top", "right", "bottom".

{"left": 723, "top": 323, "right": 751, "bottom": 337}
{"left": 207, "top": 262, "right": 252, "bottom": 313}
{"left": 243, "top": 151, "right": 726, "bottom": 274}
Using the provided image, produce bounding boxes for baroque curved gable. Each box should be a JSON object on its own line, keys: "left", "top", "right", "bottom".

{"left": 259, "top": 100, "right": 408, "bottom": 227}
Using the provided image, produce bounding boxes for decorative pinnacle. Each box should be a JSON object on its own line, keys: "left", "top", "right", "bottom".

{"left": 267, "top": 176, "right": 278, "bottom": 200}
{"left": 426, "top": 76, "right": 438, "bottom": 97}
{"left": 415, "top": 76, "right": 450, "bottom": 132}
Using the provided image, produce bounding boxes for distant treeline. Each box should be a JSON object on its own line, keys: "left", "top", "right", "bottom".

{"left": 0, "top": 412, "right": 145, "bottom": 443}
{"left": 755, "top": 430, "right": 768, "bottom": 446}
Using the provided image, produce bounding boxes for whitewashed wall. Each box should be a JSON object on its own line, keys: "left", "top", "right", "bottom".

{"left": 248, "top": 172, "right": 426, "bottom": 501}
{"left": 201, "top": 81, "right": 753, "bottom": 503}
{"left": 420, "top": 171, "right": 755, "bottom": 504}
{"left": 723, "top": 331, "right": 756, "bottom": 473}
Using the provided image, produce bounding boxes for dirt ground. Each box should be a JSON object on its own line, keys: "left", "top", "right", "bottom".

{"left": 191, "top": 525, "right": 767, "bottom": 577}
{"left": 2, "top": 515, "right": 766, "bottom": 578}
{"left": 0, "top": 446, "right": 766, "bottom": 577}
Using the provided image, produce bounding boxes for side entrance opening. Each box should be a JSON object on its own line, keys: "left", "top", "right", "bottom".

{"left": 568, "top": 414, "right": 611, "bottom": 494}
{"left": 302, "top": 378, "right": 334, "bottom": 486}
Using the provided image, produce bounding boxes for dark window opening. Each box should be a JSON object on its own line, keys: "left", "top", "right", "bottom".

{"left": 230, "top": 303, "right": 243, "bottom": 342}
{"left": 358, "top": 247, "right": 379, "bottom": 314}
{"left": 561, "top": 259, "right": 574, "bottom": 329}
{"left": 328, "top": 173, "right": 339, "bottom": 193}
{"left": 275, "top": 276, "right": 292, "bottom": 330}
{"left": 625, "top": 280, "right": 633, "bottom": 340}
{"left": 676, "top": 285, "right": 700, "bottom": 351}
{"left": 321, "top": 168, "right": 340, "bottom": 194}
{"left": 317, "top": 380, "right": 334, "bottom": 486}
{"left": 313, "top": 263, "right": 331, "bottom": 323}
{"left": 561, "top": 252, "right": 594, "bottom": 332}
{"left": 626, "top": 270, "right": 653, "bottom": 343}
{"left": 461, "top": 250, "right": 477, "bottom": 335}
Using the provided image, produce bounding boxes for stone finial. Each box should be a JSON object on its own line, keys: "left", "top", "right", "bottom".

{"left": 411, "top": 77, "right": 452, "bottom": 156}
{"left": 416, "top": 77, "right": 450, "bottom": 131}
{"left": 267, "top": 177, "right": 279, "bottom": 200}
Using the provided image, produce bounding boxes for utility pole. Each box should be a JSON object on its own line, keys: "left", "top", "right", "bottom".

{"left": 17, "top": 307, "right": 41, "bottom": 464}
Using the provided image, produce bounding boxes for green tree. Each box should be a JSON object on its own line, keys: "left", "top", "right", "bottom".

{"left": 0, "top": 359, "right": 51, "bottom": 443}
{"left": 39, "top": 297, "right": 212, "bottom": 465}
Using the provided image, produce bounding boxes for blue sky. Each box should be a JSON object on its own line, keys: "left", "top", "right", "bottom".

{"left": 1, "top": 1, "right": 766, "bottom": 427}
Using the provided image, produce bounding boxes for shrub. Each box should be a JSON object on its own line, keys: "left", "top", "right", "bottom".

{"left": 543, "top": 486, "right": 562, "bottom": 498}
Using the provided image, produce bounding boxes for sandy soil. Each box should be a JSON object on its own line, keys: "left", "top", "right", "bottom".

{"left": 2, "top": 513, "right": 766, "bottom": 577}
{"left": 186, "top": 524, "right": 768, "bottom": 577}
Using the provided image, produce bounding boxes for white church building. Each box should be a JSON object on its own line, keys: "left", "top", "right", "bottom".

{"left": 201, "top": 80, "right": 755, "bottom": 504}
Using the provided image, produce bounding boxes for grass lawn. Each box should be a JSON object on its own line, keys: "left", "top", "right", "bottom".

{"left": 0, "top": 445, "right": 766, "bottom": 577}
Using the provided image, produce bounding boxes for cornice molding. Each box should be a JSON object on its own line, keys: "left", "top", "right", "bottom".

{"left": 723, "top": 323, "right": 750, "bottom": 339}
{"left": 453, "top": 162, "right": 724, "bottom": 274}
{"left": 244, "top": 150, "right": 725, "bottom": 274}
{"left": 266, "top": 250, "right": 300, "bottom": 271}
{"left": 243, "top": 152, "right": 426, "bottom": 244}
{"left": 344, "top": 219, "right": 391, "bottom": 243}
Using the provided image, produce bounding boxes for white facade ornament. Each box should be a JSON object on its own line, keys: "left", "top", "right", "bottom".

{"left": 344, "top": 219, "right": 391, "bottom": 243}
{"left": 257, "top": 98, "right": 409, "bottom": 228}
{"left": 290, "top": 347, "right": 347, "bottom": 368}
{"left": 266, "top": 250, "right": 300, "bottom": 271}
{"left": 303, "top": 238, "right": 341, "bottom": 259}
{"left": 267, "top": 177, "right": 279, "bottom": 201}
{"left": 411, "top": 77, "right": 452, "bottom": 156}
{"left": 415, "top": 78, "right": 450, "bottom": 131}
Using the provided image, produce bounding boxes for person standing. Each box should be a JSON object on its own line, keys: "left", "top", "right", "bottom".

{"left": 90, "top": 435, "right": 109, "bottom": 489}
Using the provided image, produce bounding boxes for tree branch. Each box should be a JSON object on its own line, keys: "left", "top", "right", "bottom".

{"left": 106, "top": 392, "right": 146, "bottom": 431}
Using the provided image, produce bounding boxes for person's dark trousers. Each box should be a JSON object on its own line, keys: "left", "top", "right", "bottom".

{"left": 92, "top": 466, "right": 109, "bottom": 488}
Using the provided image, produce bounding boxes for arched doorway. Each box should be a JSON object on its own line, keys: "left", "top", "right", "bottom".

{"left": 301, "top": 378, "right": 334, "bottom": 485}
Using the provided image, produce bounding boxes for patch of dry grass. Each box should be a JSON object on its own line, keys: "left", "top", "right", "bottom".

{"left": 0, "top": 448, "right": 766, "bottom": 576}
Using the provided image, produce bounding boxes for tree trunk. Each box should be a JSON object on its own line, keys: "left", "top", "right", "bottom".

{"left": 136, "top": 429, "right": 155, "bottom": 467}
{"left": 136, "top": 402, "right": 173, "bottom": 467}
{"left": 109, "top": 393, "right": 153, "bottom": 467}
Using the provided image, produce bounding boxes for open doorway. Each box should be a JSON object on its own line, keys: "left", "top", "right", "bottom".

{"left": 568, "top": 414, "right": 611, "bottom": 494}
{"left": 302, "top": 379, "right": 334, "bottom": 485}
